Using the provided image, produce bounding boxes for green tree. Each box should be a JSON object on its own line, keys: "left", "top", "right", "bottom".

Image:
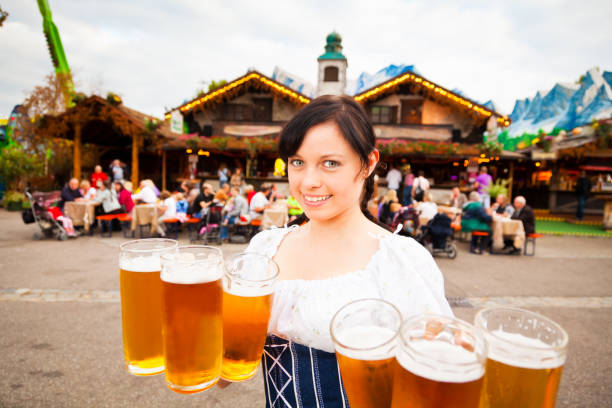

{"left": 0, "top": 145, "right": 43, "bottom": 192}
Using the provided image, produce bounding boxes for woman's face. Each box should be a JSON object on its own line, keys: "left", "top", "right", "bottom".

{"left": 288, "top": 121, "right": 375, "bottom": 222}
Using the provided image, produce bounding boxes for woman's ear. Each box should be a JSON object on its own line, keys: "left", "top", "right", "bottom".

{"left": 367, "top": 149, "right": 380, "bottom": 177}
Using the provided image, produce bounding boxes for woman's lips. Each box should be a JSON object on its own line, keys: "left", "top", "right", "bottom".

{"left": 303, "top": 194, "right": 332, "bottom": 207}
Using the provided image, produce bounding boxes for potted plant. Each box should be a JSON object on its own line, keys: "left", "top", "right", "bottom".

{"left": 486, "top": 178, "right": 511, "bottom": 200}
{"left": 2, "top": 191, "right": 27, "bottom": 211}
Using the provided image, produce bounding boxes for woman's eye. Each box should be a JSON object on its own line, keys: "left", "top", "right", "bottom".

{"left": 323, "top": 160, "right": 339, "bottom": 168}
{"left": 290, "top": 159, "right": 304, "bottom": 167}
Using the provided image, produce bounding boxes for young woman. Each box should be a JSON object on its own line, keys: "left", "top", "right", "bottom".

{"left": 241, "top": 95, "right": 452, "bottom": 407}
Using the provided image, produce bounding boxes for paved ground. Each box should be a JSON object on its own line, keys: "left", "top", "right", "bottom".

{"left": 0, "top": 209, "right": 611, "bottom": 407}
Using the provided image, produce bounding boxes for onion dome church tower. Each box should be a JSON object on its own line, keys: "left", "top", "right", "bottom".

{"left": 316, "top": 31, "right": 348, "bottom": 96}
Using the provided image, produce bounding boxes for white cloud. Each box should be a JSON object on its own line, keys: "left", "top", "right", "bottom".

{"left": 1, "top": 0, "right": 611, "bottom": 117}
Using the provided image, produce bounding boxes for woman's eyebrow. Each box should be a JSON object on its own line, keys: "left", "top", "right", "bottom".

{"left": 320, "top": 153, "right": 344, "bottom": 159}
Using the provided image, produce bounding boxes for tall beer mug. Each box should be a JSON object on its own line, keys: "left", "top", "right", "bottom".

{"left": 119, "top": 238, "right": 178, "bottom": 376}
{"left": 391, "top": 314, "right": 487, "bottom": 408}
{"left": 331, "top": 299, "right": 402, "bottom": 408}
{"left": 221, "top": 252, "right": 279, "bottom": 382}
{"left": 475, "top": 307, "right": 568, "bottom": 408}
{"left": 160, "top": 245, "right": 224, "bottom": 393}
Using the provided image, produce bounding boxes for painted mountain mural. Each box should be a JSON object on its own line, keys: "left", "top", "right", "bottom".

{"left": 507, "top": 67, "right": 612, "bottom": 136}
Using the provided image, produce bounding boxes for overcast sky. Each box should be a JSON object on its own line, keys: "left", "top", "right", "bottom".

{"left": 2, "top": 0, "right": 611, "bottom": 118}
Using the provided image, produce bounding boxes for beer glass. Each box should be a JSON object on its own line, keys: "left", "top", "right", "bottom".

{"left": 119, "top": 238, "right": 178, "bottom": 376}
{"left": 474, "top": 307, "right": 568, "bottom": 408}
{"left": 160, "top": 245, "right": 224, "bottom": 393}
{"left": 391, "top": 314, "right": 487, "bottom": 408}
{"left": 331, "top": 298, "right": 402, "bottom": 408}
{"left": 221, "top": 252, "right": 279, "bottom": 382}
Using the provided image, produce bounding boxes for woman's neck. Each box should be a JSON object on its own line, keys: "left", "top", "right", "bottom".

{"left": 306, "top": 205, "right": 376, "bottom": 240}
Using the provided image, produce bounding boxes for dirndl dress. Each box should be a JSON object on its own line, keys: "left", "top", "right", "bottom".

{"left": 247, "top": 226, "right": 452, "bottom": 408}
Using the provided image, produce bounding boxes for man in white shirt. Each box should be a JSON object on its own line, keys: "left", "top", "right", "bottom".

{"left": 132, "top": 180, "right": 157, "bottom": 204}
{"left": 249, "top": 183, "right": 272, "bottom": 220}
{"left": 412, "top": 170, "right": 431, "bottom": 202}
{"left": 386, "top": 165, "right": 403, "bottom": 198}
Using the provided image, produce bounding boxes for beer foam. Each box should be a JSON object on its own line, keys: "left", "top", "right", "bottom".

{"left": 120, "top": 256, "right": 161, "bottom": 272}
{"left": 486, "top": 330, "right": 566, "bottom": 369}
{"left": 335, "top": 326, "right": 397, "bottom": 360}
{"left": 161, "top": 253, "right": 223, "bottom": 284}
{"left": 396, "top": 340, "right": 484, "bottom": 383}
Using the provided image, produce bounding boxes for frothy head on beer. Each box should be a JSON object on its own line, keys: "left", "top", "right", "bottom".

{"left": 161, "top": 246, "right": 223, "bottom": 284}
{"left": 224, "top": 253, "right": 279, "bottom": 296}
{"left": 119, "top": 238, "right": 178, "bottom": 272}
{"left": 397, "top": 314, "right": 487, "bottom": 383}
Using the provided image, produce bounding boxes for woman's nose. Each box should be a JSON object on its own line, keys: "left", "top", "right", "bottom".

{"left": 302, "top": 166, "right": 322, "bottom": 189}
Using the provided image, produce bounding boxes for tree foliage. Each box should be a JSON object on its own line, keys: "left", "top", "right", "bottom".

{"left": 0, "top": 145, "right": 43, "bottom": 192}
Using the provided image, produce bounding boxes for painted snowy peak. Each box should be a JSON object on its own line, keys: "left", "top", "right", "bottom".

{"left": 507, "top": 67, "right": 612, "bottom": 136}
{"left": 346, "top": 64, "right": 415, "bottom": 96}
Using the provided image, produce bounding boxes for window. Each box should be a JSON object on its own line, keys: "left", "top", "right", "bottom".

{"left": 370, "top": 106, "right": 397, "bottom": 124}
{"left": 222, "top": 104, "right": 252, "bottom": 121}
{"left": 252, "top": 98, "right": 272, "bottom": 122}
{"left": 401, "top": 99, "right": 423, "bottom": 124}
{"left": 324, "top": 66, "right": 339, "bottom": 82}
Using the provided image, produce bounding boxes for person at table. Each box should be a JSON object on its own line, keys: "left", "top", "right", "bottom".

{"left": 230, "top": 167, "right": 244, "bottom": 192}
{"left": 131, "top": 180, "right": 157, "bottom": 204}
{"left": 59, "top": 178, "right": 84, "bottom": 210}
{"left": 502, "top": 196, "right": 535, "bottom": 254}
{"left": 220, "top": 187, "right": 250, "bottom": 241}
{"left": 214, "top": 183, "right": 231, "bottom": 206}
{"left": 449, "top": 187, "right": 467, "bottom": 210}
{"left": 379, "top": 189, "right": 400, "bottom": 226}
{"left": 249, "top": 183, "right": 273, "bottom": 220}
{"left": 93, "top": 180, "right": 123, "bottom": 216}
{"left": 114, "top": 180, "right": 134, "bottom": 213}
{"left": 287, "top": 195, "right": 303, "bottom": 223}
{"left": 175, "top": 192, "right": 189, "bottom": 215}
{"left": 417, "top": 192, "right": 439, "bottom": 221}
{"left": 90, "top": 165, "right": 108, "bottom": 189}
{"left": 402, "top": 165, "right": 415, "bottom": 205}
{"left": 244, "top": 184, "right": 256, "bottom": 205}
{"left": 264, "top": 182, "right": 279, "bottom": 202}
{"left": 180, "top": 181, "right": 200, "bottom": 208}
{"left": 191, "top": 183, "right": 215, "bottom": 218}
{"left": 156, "top": 190, "right": 177, "bottom": 237}
{"left": 461, "top": 191, "right": 492, "bottom": 254}
{"left": 491, "top": 193, "right": 514, "bottom": 217}
{"left": 222, "top": 95, "right": 451, "bottom": 405}
{"left": 79, "top": 180, "right": 96, "bottom": 201}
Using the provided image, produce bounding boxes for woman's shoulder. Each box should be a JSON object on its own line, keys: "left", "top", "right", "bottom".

{"left": 247, "top": 227, "right": 294, "bottom": 257}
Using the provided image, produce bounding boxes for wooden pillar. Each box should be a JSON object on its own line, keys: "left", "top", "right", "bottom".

{"left": 161, "top": 150, "right": 167, "bottom": 191}
{"left": 131, "top": 133, "right": 140, "bottom": 187}
{"left": 508, "top": 161, "right": 514, "bottom": 199}
{"left": 73, "top": 123, "right": 82, "bottom": 180}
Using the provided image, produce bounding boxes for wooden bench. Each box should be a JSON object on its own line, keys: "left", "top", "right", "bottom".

{"left": 470, "top": 230, "right": 490, "bottom": 254}
{"left": 524, "top": 233, "right": 542, "bottom": 256}
{"left": 115, "top": 213, "right": 133, "bottom": 238}
{"left": 162, "top": 218, "right": 180, "bottom": 239}
{"left": 185, "top": 217, "right": 202, "bottom": 243}
{"left": 96, "top": 214, "right": 120, "bottom": 237}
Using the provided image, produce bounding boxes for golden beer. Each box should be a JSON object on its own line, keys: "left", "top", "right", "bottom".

{"left": 221, "top": 252, "right": 279, "bottom": 382}
{"left": 221, "top": 291, "right": 272, "bottom": 381}
{"left": 391, "top": 315, "right": 486, "bottom": 408}
{"left": 475, "top": 308, "right": 568, "bottom": 408}
{"left": 331, "top": 299, "right": 402, "bottom": 408}
{"left": 119, "top": 239, "right": 177, "bottom": 376}
{"left": 160, "top": 246, "right": 224, "bottom": 393}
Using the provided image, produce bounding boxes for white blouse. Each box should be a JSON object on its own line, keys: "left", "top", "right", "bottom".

{"left": 247, "top": 226, "right": 453, "bottom": 353}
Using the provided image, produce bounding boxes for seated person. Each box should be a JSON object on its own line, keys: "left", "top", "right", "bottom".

{"left": 80, "top": 180, "right": 97, "bottom": 201}
{"left": 90, "top": 165, "right": 108, "bottom": 189}
{"left": 191, "top": 183, "right": 215, "bottom": 218}
{"left": 221, "top": 187, "right": 250, "bottom": 240}
{"left": 244, "top": 184, "right": 256, "bottom": 205}
{"left": 60, "top": 178, "right": 84, "bottom": 210}
{"left": 449, "top": 187, "right": 467, "bottom": 210}
{"left": 131, "top": 180, "right": 157, "bottom": 204}
{"left": 114, "top": 181, "right": 134, "bottom": 213}
{"left": 503, "top": 196, "right": 535, "bottom": 253}
{"left": 156, "top": 190, "right": 177, "bottom": 237}
{"left": 175, "top": 192, "right": 189, "bottom": 214}
{"left": 214, "top": 183, "right": 231, "bottom": 206}
{"left": 417, "top": 193, "right": 438, "bottom": 220}
{"left": 461, "top": 192, "right": 492, "bottom": 253}
{"left": 287, "top": 195, "right": 304, "bottom": 222}
{"left": 491, "top": 194, "right": 514, "bottom": 218}
{"left": 93, "top": 180, "right": 123, "bottom": 216}
{"left": 249, "top": 183, "right": 273, "bottom": 220}
{"left": 379, "top": 189, "right": 400, "bottom": 226}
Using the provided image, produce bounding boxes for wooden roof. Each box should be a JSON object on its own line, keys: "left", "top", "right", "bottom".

{"left": 164, "top": 71, "right": 311, "bottom": 120}
{"left": 38, "top": 95, "right": 172, "bottom": 147}
{"left": 353, "top": 71, "right": 510, "bottom": 127}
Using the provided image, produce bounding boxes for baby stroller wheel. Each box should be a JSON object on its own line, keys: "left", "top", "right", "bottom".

{"left": 446, "top": 243, "right": 457, "bottom": 259}
{"left": 56, "top": 230, "right": 68, "bottom": 241}
{"left": 33, "top": 232, "right": 43, "bottom": 240}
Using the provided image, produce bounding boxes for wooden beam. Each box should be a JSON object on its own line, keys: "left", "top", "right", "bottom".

{"left": 508, "top": 161, "right": 514, "bottom": 199}
{"left": 162, "top": 150, "right": 167, "bottom": 191}
{"left": 132, "top": 133, "right": 139, "bottom": 186}
{"left": 73, "top": 122, "right": 82, "bottom": 180}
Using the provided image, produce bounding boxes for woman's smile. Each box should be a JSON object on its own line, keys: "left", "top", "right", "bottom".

{"left": 302, "top": 194, "right": 333, "bottom": 207}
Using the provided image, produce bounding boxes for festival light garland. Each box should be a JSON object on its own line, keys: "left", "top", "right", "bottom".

{"left": 164, "top": 72, "right": 310, "bottom": 120}
{"left": 354, "top": 72, "right": 510, "bottom": 127}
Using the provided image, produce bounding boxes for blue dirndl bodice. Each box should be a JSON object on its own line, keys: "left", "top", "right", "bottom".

{"left": 262, "top": 334, "right": 349, "bottom": 408}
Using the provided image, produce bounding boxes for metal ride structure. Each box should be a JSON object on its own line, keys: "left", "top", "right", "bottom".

{"left": 36, "top": 0, "right": 75, "bottom": 108}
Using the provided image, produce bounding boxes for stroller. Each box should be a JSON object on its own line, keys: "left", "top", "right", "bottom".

{"left": 199, "top": 204, "right": 224, "bottom": 245}
{"left": 417, "top": 213, "right": 457, "bottom": 259}
{"left": 22, "top": 190, "right": 69, "bottom": 241}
